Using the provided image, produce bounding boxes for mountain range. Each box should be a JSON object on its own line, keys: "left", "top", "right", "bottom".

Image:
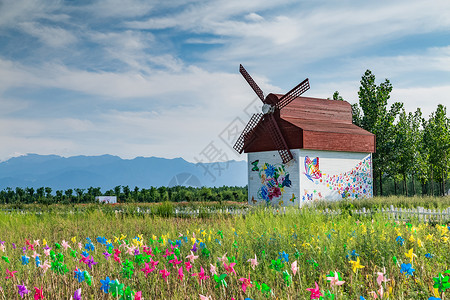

{"left": 0, "top": 154, "right": 247, "bottom": 191}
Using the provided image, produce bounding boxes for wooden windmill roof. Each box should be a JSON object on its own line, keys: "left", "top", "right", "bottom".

{"left": 244, "top": 95, "right": 375, "bottom": 154}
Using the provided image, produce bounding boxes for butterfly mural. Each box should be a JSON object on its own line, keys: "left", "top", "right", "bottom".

{"left": 304, "top": 156, "right": 322, "bottom": 182}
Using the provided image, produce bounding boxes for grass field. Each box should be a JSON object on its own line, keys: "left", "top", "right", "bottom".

{"left": 0, "top": 196, "right": 449, "bottom": 299}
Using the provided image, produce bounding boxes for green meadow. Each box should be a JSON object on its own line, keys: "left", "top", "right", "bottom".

{"left": 0, "top": 196, "right": 449, "bottom": 299}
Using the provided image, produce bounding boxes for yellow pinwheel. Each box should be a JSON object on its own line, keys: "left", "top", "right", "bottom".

{"left": 349, "top": 257, "right": 365, "bottom": 273}
{"left": 405, "top": 248, "right": 417, "bottom": 263}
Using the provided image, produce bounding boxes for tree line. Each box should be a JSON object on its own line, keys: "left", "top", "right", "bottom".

{"left": 335, "top": 70, "right": 449, "bottom": 197}
{"left": 0, "top": 185, "right": 247, "bottom": 205}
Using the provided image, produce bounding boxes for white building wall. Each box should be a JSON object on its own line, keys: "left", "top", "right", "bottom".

{"left": 248, "top": 150, "right": 300, "bottom": 207}
{"left": 298, "top": 149, "right": 372, "bottom": 205}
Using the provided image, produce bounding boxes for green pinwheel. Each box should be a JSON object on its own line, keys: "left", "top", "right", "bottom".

{"left": 1, "top": 256, "right": 9, "bottom": 263}
{"left": 110, "top": 279, "right": 124, "bottom": 297}
{"left": 433, "top": 273, "right": 450, "bottom": 293}
{"left": 270, "top": 259, "right": 283, "bottom": 272}
{"left": 326, "top": 271, "right": 343, "bottom": 282}
{"left": 261, "top": 283, "right": 271, "bottom": 297}
{"left": 213, "top": 273, "right": 227, "bottom": 288}
{"left": 201, "top": 247, "right": 210, "bottom": 258}
{"left": 321, "top": 290, "right": 336, "bottom": 300}
{"left": 70, "top": 250, "right": 77, "bottom": 258}
{"left": 282, "top": 270, "right": 292, "bottom": 286}
{"left": 84, "top": 270, "right": 92, "bottom": 286}
{"left": 120, "top": 286, "right": 135, "bottom": 300}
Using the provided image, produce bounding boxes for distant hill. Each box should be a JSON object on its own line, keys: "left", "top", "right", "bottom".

{"left": 0, "top": 154, "right": 247, "bottom": 191}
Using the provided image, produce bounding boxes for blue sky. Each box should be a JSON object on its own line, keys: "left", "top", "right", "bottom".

{"left": 0, "top": 0, "right": 449, "bottom": 162}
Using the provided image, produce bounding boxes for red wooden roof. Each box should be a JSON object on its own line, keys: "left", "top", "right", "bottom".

{"left": 244, "top": 94, "right": 375, "bottom": 153}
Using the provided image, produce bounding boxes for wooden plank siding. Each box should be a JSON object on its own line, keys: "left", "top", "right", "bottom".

{"left": 244, "top": 95, "right": 375, "bottom": 154}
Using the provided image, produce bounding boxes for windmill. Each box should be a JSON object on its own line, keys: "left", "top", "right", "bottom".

{"left": 232, "top": 64, "right": 376, "bottom": 206}
{"left": 233, "top": 64, "right": 310, "bottom": 164}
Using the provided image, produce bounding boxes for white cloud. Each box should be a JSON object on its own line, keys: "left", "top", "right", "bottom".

{"left": 19, "top": 22, "right": 77, "bottom": 47}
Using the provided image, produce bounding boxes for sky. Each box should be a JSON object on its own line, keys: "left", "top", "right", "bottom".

{"left": 0, "top": 0, "right": 449, "bottom": 163}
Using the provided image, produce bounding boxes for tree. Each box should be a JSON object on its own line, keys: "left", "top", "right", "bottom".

{"left": 357, "top": 70, "right": 403, "bottom": 196}
{"left": 423, "top": 105, "right": 450, "bottom": 196}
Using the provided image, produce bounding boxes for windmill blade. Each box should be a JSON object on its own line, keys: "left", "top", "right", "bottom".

{"left": 233, "top": 113, "right": 264, "bottom": 154}
{"left": 239, "top": 64, "right": 265, "bottom": 102}
{"left": 275, "top": 78, "right": 310, "bottom": 110}
{"left": 266, "top": 114, "right": 294, "bottom": 164}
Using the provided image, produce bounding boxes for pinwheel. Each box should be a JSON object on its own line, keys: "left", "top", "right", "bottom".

{"left": 326, "top": 271, "right": 345, "bottom": 287}
{"left": 282, "top": 270, "right": 292, "bottom": 286}
{"left": 400, "top": 263, "right": 415, "bottom": 277}
{"left": 100, "top": 276, "right": 111, "bottom": 293}
{"left": 40, "top": 260, "right": 51, "bottom": 273}
{"left": 306, "top": 282, "right": 323, "bottom": 300}
{"left": 34, "top": 287, "right": 44, "bottom": 300}
{"left": 160, "top": 268, "right": 170, "bottom": 281}
{"left": 178, "top": 266, "right": 184, "bottom": 281}
{"left": 291, "top": 260, "right": 298, "bottom": 276}
{"left": 270, "top": 259, "right": 283, "bottom": 272}
{"left": 74, "top": 268, "right": 85, "bottom": 283}
{"left": 61, "top": 240, "right": 71, "bottom": 251}
{"left": 376, "top": 267, "right": 390, "bottom": 287}
{"left": 185, "top": 261, "right": 193, "bottom": 272}
{"left": 201, "top": 247, "right": 211, "bottom": 258}
{"left": 84, "top": 270, "right": 92, "bottom": 286}
{"left": 247, "top": 254, "right": 259, "bottom": 270}
{"left": 210, "top": 264, "right": 217, "bottom": 276}
{"left": 217, "top": 252, "right": 228, "bottom": 263}
{"left": 223, "top": 262, "right": 236, "bottom": 275}
{"left": 213, "top": 274, "right": 227, "bottom": 288}
{"left": 2, "top": 256, "right": 10, "bottom": 263}
{"left": 405, "top": 248, "right": 417, "bottom": 264}
{"left": 73, "top": 288, "right": 81, "bottom": 300}
{"left": 5, "top": 268, "right": 17, "bottom": 279}
{"left": 433, "top": 273, "right": 450, "bottom": 293}
{"left": 21, "top": 255, "right": 30, "bottom": 265}
{"left": 110, "top": 280, "right": 124, "bottom": 297}
{"left": 192, "top": 266, "right": 209, "bottom": 285}
{"left": 35, "top": 256, "right": 41, "bottom": 267}
{"left": 134, "top": 291, "right": 142, "bottom": 300}
{"left": 239, "top": 275, "right": 253, "bottom": 292}
{"left": 261, "top": 283, "right": 271, "bottom": 296}
{"left": 349, "top": 257, "right": 364, "bottom": 273}
{"left": 278, "top": 251, "right": 289, "bottom": 263}
{"left": 17, "top": 282, "right": 30, "bottom": 298}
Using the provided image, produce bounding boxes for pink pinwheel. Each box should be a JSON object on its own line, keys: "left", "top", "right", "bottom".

{"left": 113, "top": 254, "right": 121, "bottom": 263}
{"left": 114, "top": 249, "right": 121, "bottom": 255}
{"left": 0, "top": 244, "right": 5, "bottom": 252}
{"left": 160, "top": 268, "right": 170, "bottom": 281}
{"left": 44, "top": 248, "right": 51, "bottom": 257}
{"left": 5, "top": 268, "right": 17, "bottom": 279}
{"left": 40, "top": 260, "right": 51, "bottom": 273}
{"left": 149, "top": 258, "right": 159, "bottom": 268}
{"left": 162, "top": 248, "right": 173, "bottom": 258}
{"left": 192, "top": 266, "right": 209, "bottom": 285}
{"left": 376, "top": 267, "right": 390, "bottom": 287}
{"left": 223, "top": 262, "right": 236, "bottom": 275}
{"left": 142, "top": 246, "right": 154, "bottom": 256}
{"left": 291, "top": 261, "right": 298, "bottom": 276}
{"left": 141, "top": 263, "right": 155, "bottom": 277}
{"left": 247, "top": 254, "right": 259, "bottom": 270}
{"left": 34, "top": 287, "right": 44, "bottom": 300}
{"left": 77, "top": 242, "right": 82, "bottom": 250}
{"left": 61, "top": 240, "right": 71, "bottom": 251}
{"left": 169, "top": 255, "right": 182, "bottom": 267}
{"left": 79, "top": 255, "right": 89, "bottom": 264}
{"left": 33, "top": 240, "right": 40, "bottom": 247}
{"left": 217, "top": 252, "right": 228, "bottom": 263}
{"left": 178, "top": 266, "right": 184, "bottom": 281}
{"left": 238, "top": 275, "right": 253, "bottom": 293}
{"left": 326, "top": 271, "right": 345, "bottom": 287}
{"left": 134, "top": 291, "right": 142, "bottom": 300}
{"left": 31, "top": 251, "right": 39, "bottom": 260}
{"left": 126, "top": 246, "right": 136, "bottom": 255}
{"left": 306, "top": 282, "right": 323, "bottom": 300}
{"left": 369, "top": 285, "right": 384, "bottom": 299}
{"left": 186, "top": 251, "right": 199, "bottom": 263}
{"left": 199, "top": 295, "right": 211, "bottom": 300}
{"left": 210, "top": 264, "right": 217, "bottom": 276}
{"left": 185, "top": 261, "right": 193, "bottom": 272}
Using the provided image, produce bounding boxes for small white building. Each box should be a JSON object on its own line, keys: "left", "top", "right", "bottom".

{"left": 96, "top": 196, "right": 117, "bottom": 204}
{"left": 243, "top": 96, "right": 375, "bottom": 207}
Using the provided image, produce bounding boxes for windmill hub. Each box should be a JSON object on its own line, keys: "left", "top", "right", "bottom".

{"left": 262, "top": 103, "right": 275, "bottom": 114}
